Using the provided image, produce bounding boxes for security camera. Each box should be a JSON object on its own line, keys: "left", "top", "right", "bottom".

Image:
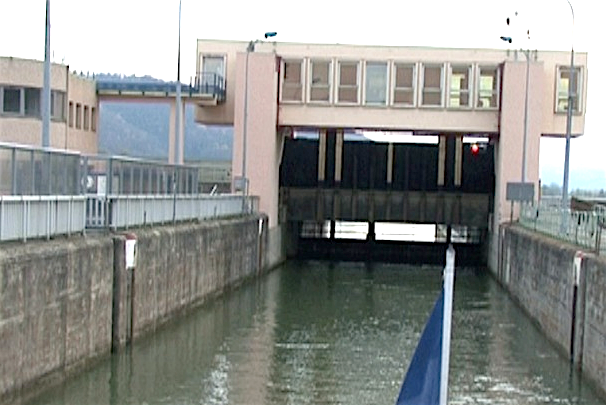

{"left": 264, "top": 32, "right": 277, "bottom": 39}
{"left": 500, "top": 36, "right": 512, "bottom": 43}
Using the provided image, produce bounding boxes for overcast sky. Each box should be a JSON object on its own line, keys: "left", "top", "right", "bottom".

{"left": 0, "top": 0, "right": 603, "bottom": 187}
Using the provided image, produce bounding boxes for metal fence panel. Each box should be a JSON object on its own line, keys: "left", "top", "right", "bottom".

{"left": 0, "top": 196, "right": 86, "bottom": 241}
{"left": 86, "top": 194, "right": 257, "bottom": 230}
{"left": 520, "top": 203, "right": 604, "bottom": 254}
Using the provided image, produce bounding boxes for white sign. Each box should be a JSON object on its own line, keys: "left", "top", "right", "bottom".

{"left": 125, "top": 239, "right": 137, "bottom": 269}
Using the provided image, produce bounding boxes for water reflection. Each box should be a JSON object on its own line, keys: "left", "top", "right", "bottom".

{"left": 22, "top": 261, "right": 605, "bottom": 405}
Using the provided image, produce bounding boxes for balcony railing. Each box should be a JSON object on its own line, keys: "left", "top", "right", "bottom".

{"left": 95, "top": 72, "right": 226, "bottom": 103}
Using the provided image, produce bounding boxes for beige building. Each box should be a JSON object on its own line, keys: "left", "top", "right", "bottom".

{"left": 0, "top": 56, "right": 98, "bottom": 154}
{"left": 194, "top": 39, "right": 588, "bottom": 236}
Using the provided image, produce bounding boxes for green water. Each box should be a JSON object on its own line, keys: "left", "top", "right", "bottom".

{"left": 23, "top": 261, "right": 605, "bottom": 405}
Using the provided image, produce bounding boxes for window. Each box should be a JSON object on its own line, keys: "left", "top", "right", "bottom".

{"left": 75, "top": 103, "right": 82, "bottom": 129}
{"left": 50, "top": 90, "right": 66, "bottom": 121}
{"left": 309, "top": 60, "right": 331, "bottom": 102}
{"left": 24, "top": 88, "right": 41, "bottom": 117}
{"left": 91, "top": 107, "right": 97, "bottom": 131}
{"left": 449, "top": 65, "right": 471, "bottom": 108}
{"left": 393, "top": 63, "right": 415, "bottom": 106}
{"left": 68, "top": 102, "right": 74, "bottom": 127}
{"left": 365, "top": 62, "right": 388, "bottom": 105}
{"left": 83, "top": 105, "right": 90, "bottom": 130}
{"left": 282, "top": 59, "right": 303, "bottom": 102}
{"left": 556, "top": 66, "right": 582, "bottom": 113}
{"left": 200, "top": 55, "right": 225, "bottom": 88}
{"left": 337, "top": 61, "right": 359, "bottom": 103}
{"left": 477, "top": 66, "right": 499, "bottom": 108}
{"left": 3, "top": 87, "right": 21, "bottom": 113}
{"left": 421, "top": 64, "right": 443, "bottom": 106}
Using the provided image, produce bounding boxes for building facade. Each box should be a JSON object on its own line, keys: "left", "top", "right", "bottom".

{"left": 0, "top": 56, "right": 98, "bottom": 154}
{"left": 194, "top": 39, "right": 588, "bottom": 235}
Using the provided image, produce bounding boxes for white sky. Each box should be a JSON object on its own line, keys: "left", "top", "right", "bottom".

{"left": 0, "top": 0, "right": 603, "bottom": 185}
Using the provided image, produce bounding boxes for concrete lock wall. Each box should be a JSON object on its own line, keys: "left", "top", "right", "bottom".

{"left": 0, "top": 237, "right": 114, "bottom": 398}
{"left": 494, "top": 225, "right": 606, "bottom": 397}
{"left": 0, "top": 215, "right": 282, "bottom": 400}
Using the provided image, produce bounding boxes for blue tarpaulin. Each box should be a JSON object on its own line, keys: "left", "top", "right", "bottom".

{"left": 395, "top": 290, "right": 445, "bottom": 405}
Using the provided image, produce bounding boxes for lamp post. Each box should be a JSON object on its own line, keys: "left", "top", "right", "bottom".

{"left": 241, "top": 32, "right": 276, "bottom": 212}
{"left": 174, "top": 0, "right": 183, "bottom": 165}
{"left": 501, "top": 24, "right": 531, "bottom": 184}
{"left": 561, "top": 0, "right": 575, "bottom": 209}
{"left": 42, "top": 0, "right": 51, "bottom": 148}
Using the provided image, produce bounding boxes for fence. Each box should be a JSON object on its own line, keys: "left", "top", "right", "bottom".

{"left": 520, "top": 203, "right": 605, "bottom": 255}
{"left": 0, "top": 143, "right": 258, "bottom": 241}
{"left": 83, "top": 155, "right": 200, "bottom": 195}
{"left": 0, "top": 143, "right": 82, "bottom": 195}
{"left": 0, "top": 195, "right": 86, "bottom": 241}
{"left": 86, "top": 194, "right": 257, "bottom": 230}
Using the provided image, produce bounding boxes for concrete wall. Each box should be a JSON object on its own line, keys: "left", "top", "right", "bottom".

{"left": 492, "top": 225, "right": 606, "bottom": 397}
{"left": 0, "top": 215, "right": 284, "bottom": 401}
{"left": 0, "top": 236, "right": 114, "bottom": 398}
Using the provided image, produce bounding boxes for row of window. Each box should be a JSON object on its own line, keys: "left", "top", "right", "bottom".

{"left": 0, "top": 85, "right": 97, "bottom": 131}
{"left": 1, "top": 86, "right": 67, "bottom": 120}
{"left": 280, "top": 59, "right": 582, "bottom": 113}
{"left": 67, "top": 101, "right": 96, "bottom": 131}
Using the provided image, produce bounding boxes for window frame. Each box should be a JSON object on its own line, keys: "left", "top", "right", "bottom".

{"left": 363, "top": 60, "right": 389, "bottom": 106}
{"left": 308, "top": 59, "right": 333, "bottom": 104}
{"left": 555, "top": 65, "right": 582, "bottom": 114}
{"left": 75, "top": 103, "right": 82, "bottom": 129}
{"left": 199, "top": 54, "right": 226, "bottom": 90}
{"left": 280, "top": 58, "right": 305, "bottom": 103}
{"left": 336, "top": 60, "right": 360, "bottom": 105}
{"left": 2, "top": 86, "right": 22, "bottom": 114}
{"left": 476, "top": 65, "right": 500, "bottom": 110}
{"left": 391, "top": 62, "right": 417, "bottom": 108}
{"left": 447, "top": 64, "right": 472, "bottom": 109}
{"left": 420, "top": 63, "right": 444, "bottom": 108}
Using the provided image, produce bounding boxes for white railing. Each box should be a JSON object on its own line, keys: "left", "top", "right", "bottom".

{"left": 520, "top": 203, "right": 605, "bottom": 254}
{"left": 86, "top": 194, "right": 258, "bottom": 229}
{"left": 0, "top": 195, "right": 86, "bottom": 241}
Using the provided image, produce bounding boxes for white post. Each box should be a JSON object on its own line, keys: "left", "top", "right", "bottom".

{"left": 440, "top": 245, "right": 455, "bottom": 405}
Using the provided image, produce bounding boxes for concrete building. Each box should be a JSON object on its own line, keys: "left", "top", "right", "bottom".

{"left": 194, "top": 39, "right": 588, "bottom": 238}
{"left": 0, "top": 56, "right": 98, "bottom": 154}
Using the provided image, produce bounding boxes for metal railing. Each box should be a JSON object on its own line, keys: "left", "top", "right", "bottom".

{"left": 95, "top": 73, "right": 226, "bottom": 102}
{"left": 84, "top": 155, "right": 200, "bottom": 195}
{"left": 0, "top": 142, "right": 82, "bottom": 195}
{"left": 86, "top": 194, "right": 258, "bottom": 230}
{"left": 0, "top": 195, "right": 86, "bottom": 241}
{"left": 0, "top": 142, "right": 260, "bottom": 241}
{"left": 520, "top": 203, "right": 605, "bottom": 254}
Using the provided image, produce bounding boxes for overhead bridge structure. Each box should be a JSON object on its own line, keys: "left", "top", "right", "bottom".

{"left": 193, "top": 39, "right": 587, "bottom": 261}
{"left": 95, "top": 73, "right": 226, "bottom": 163}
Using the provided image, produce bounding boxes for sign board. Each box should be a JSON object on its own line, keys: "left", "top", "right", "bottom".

{"left": 506, "top": 182, "right": 535, "bottom": 202}
{"left": 125, "top": 237, "right": 137, "bottom": 269}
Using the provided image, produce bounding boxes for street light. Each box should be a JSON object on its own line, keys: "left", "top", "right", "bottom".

{"left": 561, "top": 0, "right": 575, "bottom": 209}
{"left": 241, "top": 32, "right": 277, "bottom": 211}
{"left": 174, "top": 0, "right": 183, "bottom": 165}
{"left": 42, "top": 0, "right": 51, "bottom": 148}
{"left": 500, "top": 20, "right": 531, "bottom": 184}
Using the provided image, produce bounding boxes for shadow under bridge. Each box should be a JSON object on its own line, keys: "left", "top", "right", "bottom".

{"left": 279, "top": 131, "right": 495, "bottom": 262}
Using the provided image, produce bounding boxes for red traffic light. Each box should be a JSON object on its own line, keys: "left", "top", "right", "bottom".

{"left": 471, "top": 143, "right": 480, "bottom": 155}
